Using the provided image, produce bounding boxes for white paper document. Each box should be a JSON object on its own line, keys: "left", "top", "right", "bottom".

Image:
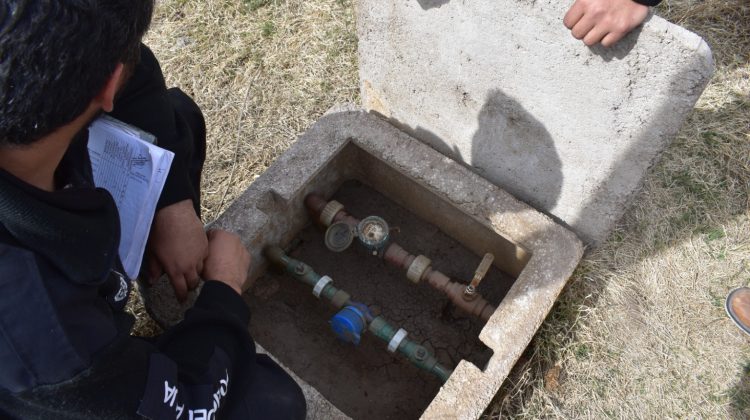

{"left": 88, "top": 116, "right": 174, "bottom": 279}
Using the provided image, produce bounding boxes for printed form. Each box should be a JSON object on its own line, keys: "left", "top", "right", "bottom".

{"left": 88, "top": 116, "right": 174, "bottom": 279}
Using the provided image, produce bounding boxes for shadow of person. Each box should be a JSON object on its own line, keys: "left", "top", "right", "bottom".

{"left": 385, "top": 89, "right": 563, "bottom": 213}
{"left": 730, "top": 361, "right": 750, "bottom": 419}
{"left": 468, "top": 89, "right": 563, "bottom": 212}
{"left": 416, "top": 0, "right": 451, "bottom": 10}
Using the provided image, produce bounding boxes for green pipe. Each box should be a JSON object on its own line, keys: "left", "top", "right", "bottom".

{"left": 266, "top": 246, "right": 351, "bottom": 308}
{"left": 369, "top": 317, "right": 453, "bottom": 383}
{"left": 265, "top": 246, "right": 453, "bottom": 383}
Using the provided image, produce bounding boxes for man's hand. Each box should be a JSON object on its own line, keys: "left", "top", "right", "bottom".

{"left": 147, "top": 199, "right": 208, "bottom": 302}
{"left": 202, "top": 230, "right": 251, "bottom": 295}
{"left": 564, "top": 0, "right": 649, "bottom": 48}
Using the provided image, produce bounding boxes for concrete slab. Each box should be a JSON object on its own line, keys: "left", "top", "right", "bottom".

{"left": 357, "top": 0, "right": 714, "bottom": 244}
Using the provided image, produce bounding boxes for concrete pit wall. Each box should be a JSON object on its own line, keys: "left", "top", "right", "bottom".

{"left": 203, "top": 108, "right": 583, "bottom": 419}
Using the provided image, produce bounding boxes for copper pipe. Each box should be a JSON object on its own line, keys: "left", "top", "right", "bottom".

{"left": 305, "top": 194, "right": 496, "bottom": 322}
{"left": 385, "top": 244, "right": 494, "bottom": 321}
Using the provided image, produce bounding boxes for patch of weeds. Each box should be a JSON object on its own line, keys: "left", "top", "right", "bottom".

{"left": 610, "top": 230, "right": 625, "bottom": 243}
{"left": 574, "top": 343, "right": 590, "bottom": 360}
{"left": 708, "top": 290, "right": 725, "bottom": 309}
{"left": 672, "top": 171, "right": 711, "bottom": 196}
{"left": 672, "top": 210, "right": 699, "bottom": 230}
{"left": 244, "top": 0, "right": 271, "bottom": 12}
{"left": 592, "top": 377, "right": 607, "bottom": 397}
{"left": 342, "top": 30, "right": 358, "bottom": 47}
{"left": 705, "top": 227, "right": 726, "bottom": 242}
{"left": 250, "top": 51, "right": 265, "bottom": 68}
{"left": 261, "top": 20, "right": 276, "bottom": 38}
{"left": 701, "top": 130, "right": 722, "bottom": 148}
{"left": 708, "top": 392, "right": 728, "bottom": 404}
{"left": 319, "top": 80, "right": 333, "bottom": 93}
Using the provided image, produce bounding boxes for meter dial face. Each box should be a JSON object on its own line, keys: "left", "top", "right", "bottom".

{"left": 357, "top": 216, "right": 390, "bottom": 250}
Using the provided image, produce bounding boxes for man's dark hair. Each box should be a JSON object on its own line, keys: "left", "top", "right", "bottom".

{"left": 0, "top": 0, "right": 154, "bottom": 146}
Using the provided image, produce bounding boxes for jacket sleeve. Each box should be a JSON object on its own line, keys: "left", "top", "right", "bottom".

{"left": 0, "top": 243, "right": 255, "bottom": 420}
{"left": 135, "top": 281, "right": 256, "bottom": 419}
{"left": 108, "top": 44, "right": 198, "bottom": 211}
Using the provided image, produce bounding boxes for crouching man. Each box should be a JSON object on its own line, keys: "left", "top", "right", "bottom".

{"left": 0, "top": 1, "right": 305, "bottom": 418}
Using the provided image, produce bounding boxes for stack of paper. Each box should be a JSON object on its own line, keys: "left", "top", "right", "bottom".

{"left": 88, "top": 116, "right": 174, "bottom": 279}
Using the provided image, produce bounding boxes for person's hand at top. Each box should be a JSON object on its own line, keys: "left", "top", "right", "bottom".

{"left": 146, "top": 199, "right": 209, "bottom": 302}
{"left": 564, "top": 0, "right": 650, "bottom": 48}
{"left": 201, "top": 229, "right": 251, "bottom": 295}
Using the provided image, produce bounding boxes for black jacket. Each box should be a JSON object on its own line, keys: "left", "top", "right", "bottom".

{"left": 0, "top": 46, "right": 257, "bottom": 419}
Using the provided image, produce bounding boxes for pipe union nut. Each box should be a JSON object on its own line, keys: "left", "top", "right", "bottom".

{"left": 387, "top": 328, "right": 408, "bottom": 353}
{"left": 320, "top": 200, "right": 345, "bottom": 227}
{"left": 406, "top": 255, "right": 431, "bottom": 284}
{"left": 313, "top": 276, "right": 333, "bottom": 298}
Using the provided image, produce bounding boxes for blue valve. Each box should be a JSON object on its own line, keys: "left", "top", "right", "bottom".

{"left": 330, "top": 305, "right": 368, "bottom": 345}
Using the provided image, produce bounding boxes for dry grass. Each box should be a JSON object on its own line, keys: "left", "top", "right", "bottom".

{"left": 491, "top": 1, "right": 750, "bottom": 418}
{"left": 144, "top": 0, "right": 358, "bottom": 221}
{"left": 130, "top": 0, "right": 750, "bottom": 417}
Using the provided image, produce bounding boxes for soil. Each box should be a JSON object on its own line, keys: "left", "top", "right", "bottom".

{"left": 246, "top": 180, "right": 516, "bottom": 419}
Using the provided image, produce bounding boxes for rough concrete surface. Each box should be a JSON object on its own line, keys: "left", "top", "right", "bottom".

{"left": 357, "top": 0, "right": 714, "bottom": 245}
{"left": 201, "top": 108, "right": 583, "bottom": 419}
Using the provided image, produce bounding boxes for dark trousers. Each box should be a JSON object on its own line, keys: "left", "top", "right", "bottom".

{"left": 166, "top": 87, "right": 206, "bottom": 218}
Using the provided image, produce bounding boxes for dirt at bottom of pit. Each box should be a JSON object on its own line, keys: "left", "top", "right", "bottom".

{"left": 247, "top": 180, "right": 515, "bottom": 419}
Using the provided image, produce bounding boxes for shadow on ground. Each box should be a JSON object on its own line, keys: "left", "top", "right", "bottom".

{"left": 484, "top": 88, "right": 750, "bottom": 417}
{"left": 729, "top": 360, "right": 750, "bottom": 418}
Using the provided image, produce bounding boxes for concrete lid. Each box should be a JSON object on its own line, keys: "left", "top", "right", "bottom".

{"left": 357, "top": 0, "right": 714, "bottom": 245}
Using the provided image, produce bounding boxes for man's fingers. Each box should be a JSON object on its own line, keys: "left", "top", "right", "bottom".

{"left": 186, "top": 269, "right": 201, "bottom": 290}
{"left": 196, "top": 260, "right": 204, "bottom": 278}
{"left": 563, "top": 0, "right": 585, "bottom": 29}
{"left": 583, "top": 26, "right": 608, "bottom": 46}
{"left": 570, "top": 15, "right": 596, "bottom": 40}
{"left": 147, "top": 257, "right": 163, "bottom": 285}
{"left": 206, "top": 229, "right": 222, "bottom": 241}
{"left": 170, "top": 273, "right": 188, "bottom": 303}
{"left": 600, "top": 31, "right": 624, "bottom": 48}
